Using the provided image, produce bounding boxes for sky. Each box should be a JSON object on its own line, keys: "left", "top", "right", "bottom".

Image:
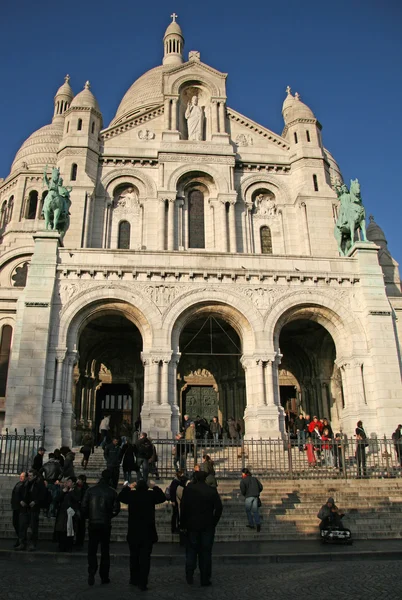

{"left": 1, "top": 0, "right": 401, "bottom": 264}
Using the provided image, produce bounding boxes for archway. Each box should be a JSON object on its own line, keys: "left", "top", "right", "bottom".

{"left": 177, "top": 314, "right": 245, "bottom": 435}
{"left": 73, "top": 312, "right": 143, "bottom": 443}
{"left": 278, "top": 318, "right": 342, "bottom": 431}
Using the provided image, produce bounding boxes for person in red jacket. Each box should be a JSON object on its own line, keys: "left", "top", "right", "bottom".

{"left": 308, "top": 416, "right": 322, "bottom": 434}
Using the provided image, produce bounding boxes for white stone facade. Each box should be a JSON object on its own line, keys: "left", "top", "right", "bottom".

{"left": 0, "top": 18, "right": 401, "bottom": 448}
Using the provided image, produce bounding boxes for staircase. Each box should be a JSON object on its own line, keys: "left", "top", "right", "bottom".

{"left": 0, "top": 446, "right": 402, "bottom": 543}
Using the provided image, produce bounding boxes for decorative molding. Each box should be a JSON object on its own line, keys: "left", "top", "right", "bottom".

{"left": 57, "top": 147, "right": 99, "bottom": 158}
{"left": 227, "top": 107, "right": 290, "bottom": 150}
{"left": 369, "top": 310, "right": 392, "bottom": 316}
{"left": 25, "top": 301, "right": 49, "bottom": 307}
{"left": 159, "top": 152, "right": 235, "bottom": 166}
{"left": 138, "top": 129, "right": 155, "bottom": 141}
{"left": 101, "top": 107, "right": 164, "bottom": 141}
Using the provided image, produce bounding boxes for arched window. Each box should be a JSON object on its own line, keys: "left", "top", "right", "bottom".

{"left": 66, "top": 121, "right": 70, "bottom": 133}
{"left": 313, "top": 174, "right": 319, "bottom": 192}
{"left": 260, "top": 226, "right": 273, "bottom": 254}
{"left": 118, "top": 221, "right": 131, "bottom": 249}
{"left": 0, "top": 324, "right": 12, "bottom": 397}
{"left": 91, "top": 121, "right": 95, "bottom": 134}
{"left": 26, "top": 191, "right": 38, "bottom": 219}
{"left": 70, "top": 163, "right": 77, "bottom": 181}
{"left": 306, "top": 130, "right": 311, "bottom": 142}
{"left": 188, "top": 189, "right": 205, "bottom": 248}
{"left": 0, "top": 201, "right": 7, "bottom": 228}
{"left": 294, "top": 132, "right": 298, "bottom": 144}
{"left": 77, "top": 118, "right": 83, "bottom": 131}
{"left": 7, "top": 196, "right": 14, "bottom": 223}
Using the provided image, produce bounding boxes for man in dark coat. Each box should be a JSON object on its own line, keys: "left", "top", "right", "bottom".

{"left": 317, "top": 497, "right": 344, "bottom": 530}
{"left": 135, "top": 432, "right": 154, "bottom": 483}
{"left": 81, "top": 469, "right": 120, "bottom": 586}
{"left": 40, "top": 453, "right": 63, "bottom": 517}
{"left": 180, "top": 470, "right": 222, "bottom": 586}
{"left": 104, "top": 438, "right": 121, "bottom": 489}
{"left": 16, "top": 469, "right": 47, "bottom": 551}
{"left": 10, "top": 472, "right": 27, "bottom": 548}
{"left": 31, "top": 446, "right": 46, "bottom": 471}
{"left": 240, "top": 468, "right": 263, "bottom": 532}
{"left": 118, "top": 479, "right": 166, "bottom": 591}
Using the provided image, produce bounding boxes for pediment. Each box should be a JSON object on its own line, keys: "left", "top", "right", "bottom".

{"left": 101, "top": 104, "right": 164, "bottom": 143}
{"left": 227, "top": 107, "right": 290, "bottom": 156}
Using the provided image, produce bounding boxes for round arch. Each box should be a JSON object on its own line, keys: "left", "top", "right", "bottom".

{"left": 99, "top": 168, "right": 157, "bottom": 198}
{"left": 239, "top": 173, "right": 292, "bottom": 204}
{"left": 166, "top": 163, "right": 229, "bottom": 194}
{"left": 171, "top": 75, "right": 219, "bottom": 96}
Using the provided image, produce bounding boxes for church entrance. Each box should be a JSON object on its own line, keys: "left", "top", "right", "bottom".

{"left": 177, "top": 314, "right": 245, "bottom": 433}
{"left": 73, "top": 311, "right": 143, "bottom": 444}
{"left": 278, "top": 317, "right": 341, "bottom": 430}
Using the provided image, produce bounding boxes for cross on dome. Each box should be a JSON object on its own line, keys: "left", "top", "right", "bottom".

{"left": 65, "top": 74, "right": 70, "bottom": 84}
{"left": 85, "top": 81, "right": 91, "bottom": 89}
{"left": 171, "top": 12, "right": 178, "bottom": 22}
{"left": 286, "top": 85, "right": 291, "bottom": 95}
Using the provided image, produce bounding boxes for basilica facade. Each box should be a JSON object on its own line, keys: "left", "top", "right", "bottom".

{"left": 0, "top": 17, "right": 401, "bottom": 448}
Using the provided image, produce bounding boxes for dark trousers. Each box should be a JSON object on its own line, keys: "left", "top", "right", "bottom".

{"left": 171, "top": 504, "right": 179, "bottom": 533}
{"left": 75, "top": 516, "right": 86, "bottom": 547}
{"left": 185, "top": 528, "right": 215, "bottom": 584}
{"left": 19, "top": 510, "right": 40, "bottom": 545}
{"left": 87, "top": 525, "right": 111, "bottom": 581}
{"left": 356, "top": 446, "right": 367, "bottom": 477}
{"left": 12, "top": 509, "right": 20, "bottom": 539}
{"left": 136, "top": 458, "right": 149, "bottom": 483}
{"left": 128, "top": 538, "right": 153, "bottom": 586}
{"left": 109, "top": 467, "right": 119, "bottom": 489}
{"left": 58, "top": 532, "right": 74, "bottom": 552}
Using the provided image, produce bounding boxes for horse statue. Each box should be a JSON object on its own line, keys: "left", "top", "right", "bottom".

{"left": 334, "top": 178, "right": 367, "bottom": 256}
{"left": 42, "top": 166, "right": 71, "bottom": 237}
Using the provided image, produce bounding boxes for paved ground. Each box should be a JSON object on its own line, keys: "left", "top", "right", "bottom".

{"left": 0, "top": 560, "right": 400, "bottom": 600}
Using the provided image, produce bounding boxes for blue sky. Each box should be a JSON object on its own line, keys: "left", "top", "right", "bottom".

{"left": 1, "top": 0, "right": 401, "bottom": 264}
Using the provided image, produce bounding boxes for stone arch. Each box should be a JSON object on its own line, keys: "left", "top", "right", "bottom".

{"left": 166, "top": 163, "right": 229, "bottom": 194}
{"left": 239, "top": 173, "right": 291, "bottom": 204}
{"left": 57, "top": 285, "right": 161, "bottom": 352}
{"left": 266, "top": 290, "right": 368, "bottom": 360}
{"left": 99, "top": 168, "right": 157, "bottom": 198}
{"left": 171, "top": 74, "right": 219, "bottom": 97}
{"left": 162, "top": 288, "right": 263, "bottom": 354}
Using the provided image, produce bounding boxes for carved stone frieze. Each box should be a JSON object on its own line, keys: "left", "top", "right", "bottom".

{"left": 138, "top": 129, "right": 155, "bottom": 141}
{"left": 159, "top": 153, "right": 235, "bottom": 165}
{"left": 235, "top": 134, "right": 253, "bottom": 147}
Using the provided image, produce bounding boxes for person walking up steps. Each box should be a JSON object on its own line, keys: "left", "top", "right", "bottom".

{"left": 240, "top": 468, "right": 263, "bottom": 532}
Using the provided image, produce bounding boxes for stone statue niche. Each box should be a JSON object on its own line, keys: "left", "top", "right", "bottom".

{"left": 179, "top": 85, "right": 210, "bottom": 141}
{"left": 252, "top": 190, "right": 277, "bottom": 219}
{"left": 112, "top": 184, "right": 140, "bottom": 214}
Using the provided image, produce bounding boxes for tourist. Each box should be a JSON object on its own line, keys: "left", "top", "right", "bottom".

{"left": 53, "top": 477, "right": 79, "bottom": 552}
{"left": 174, "top": 432, "right": 187, "bottom": 473}
{"left": 355, "top": 420, "right": 368, "bottom": 478}
{"left": 104, "top": 437, "right": 121, "bottom": 489}
{"left": 227, "top": 416, "right": 239, "bottom": 441}
{"left": 317, "top": 497, "right": 344, "bottom": 530}
{"left": 294, "top": 413, "right": 307, "bottom": 451}
{"left": 40, "top": 452, "right": 63, "bottom": 517}
{"left": 75, "top": 474, "right": 89, "bottom": 549}
{"left": 167, "top": 470, "right": 186, "bottom": 534}
{"left": 118, "top": 479, "right": 166, "bottom": 590}
{"left": 135, "top": 432, "right": 154, "bottom": 483}
{"left": 182, "top": 414, "right": 191, "bottom": 431}
{"left": 16, "top": 468, "right": 47, "bottom": 551}
{"left": 31, "top": 446, "right": 46, "bottom": 471}
{"left": 99, "top": 415, "right": 111, "bottom": 448}
{"left": 54, "top": 448, "right": 64, "bottom": 468}
{"left": 62, "top": 451, "right": 76, "bottom": 479}
{"left": 80, "top": 432, "right": 94, "bottom": 470}
{"left": 308, "top": 416, "right": 322, "bottom": 434}
{"left": 333, "top": 432, "right": 344, "bottom": 471}
{"left": 240, "top": 468, "right": 263, "bottom": 532}
{"left": 209, "top": 416, "right": 221, "bottom": 442}
{"left": 322, "top": 418, "right": 333, "bottom": 438}
{"left": 392, "top": 424, "right": 402, "bottom": 466}
{"left": 120, "top": 441, "right": 137, "bottom": 483}
{"left": 180, "top": 470, "right": 222, "bottom": 586}
{"left": 81, "top": 469, "right": 120, "bottom": 586}
{"left": 321, "top": 428, "right": 334, "bottom": 467}
{"left": 202, "top": 454, "right": 218, "bottom": 488}
{"left": 10, "top": 472, "right": 27, "bottom": 548}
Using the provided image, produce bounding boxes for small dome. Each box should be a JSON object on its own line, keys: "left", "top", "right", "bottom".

{"left": 282, "top": 88, "right": 315, "bottom": 124}
{"left": 110, "top": 66, "right": 164, "bottom": 126}
{"left": 164, "top": 20, "right": 183, "bottom": 38}
{"left": 11, "top": 121, "right": 64, "bottom": 173}
{"left": 367, "top": 215, "right": 387, "bottom": 248}
{"left": 70, "top": 81, "right": 101, "bottom": 112}
{"left": 55, "top": 74, "right": 74, "bottom": 102}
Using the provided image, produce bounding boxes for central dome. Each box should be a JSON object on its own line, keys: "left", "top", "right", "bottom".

{"left": 110, "top": 66, "right": 165, "bottom": 127}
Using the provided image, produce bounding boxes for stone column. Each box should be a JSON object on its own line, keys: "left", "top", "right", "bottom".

{"left": 171, "top": 98, "right": 178, "bottom": 130}
{"left": 140, "top": 352, "right": 172, "bottom": 438}
{"left": 61, "top": 350, "right": 78, "bottom": 448}
{"left": 167, "top": 198, "right": 175, "bottom": 251}
{"left": 170, "top": 353, "right": 181, "bottom": 434}
{"left": 177, "top": 199, "right": 184, "bottom": 249}
{"left": 164, "top": 98, "right": 171, "bottom": 130}
{"left": 265, "top": 359, "right": 275, "bottom": 406}
{"left": 158, "top": 199, "right": 166, "bottom": 250}
{"left": 228, "top": 201, "right": 237, "bottom": 252}
{"left": 218, "top": 101, "right": 226, "bottom": 133}
{"left": 220, "top": 200, "right": 228, "bottom": 252}
{"left": 161, "top": 358, "right": 170, "bottom": 406}
{"left": 211, "top": 100, "right": 218, "bottom": 134}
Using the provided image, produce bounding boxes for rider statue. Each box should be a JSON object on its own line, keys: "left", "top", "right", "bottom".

{"left": 42, "top": 166, "right": 72, "bottom": 237}
{"left": 333, "top": 178, "right": 367, "bottom": 256}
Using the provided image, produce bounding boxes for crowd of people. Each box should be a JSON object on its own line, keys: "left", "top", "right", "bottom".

{"left": 180, "top": 414, "right": 244, "bottom": 441}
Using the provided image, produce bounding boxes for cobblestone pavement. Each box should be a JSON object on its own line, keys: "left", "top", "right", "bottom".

{"left": 0, "top": 560, "right": 400, "bottom": 600}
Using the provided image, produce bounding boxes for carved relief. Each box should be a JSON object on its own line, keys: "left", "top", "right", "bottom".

{"left": 240, "top": 286, "right": 285, "bottom": 309}
{"left": 138, "top": 129, "right": 155, "bottom": 141}
{"left": 235, "top": 133, "right": 253, "bottom": 147}
{"left": 143, "top": 285, "right": 180, "bottom": 307}
{"left": 254, "top": 193, "right": 277, "bottom": 218}
{"left": 113, "top": 186, "right": 139, "bottom": 212}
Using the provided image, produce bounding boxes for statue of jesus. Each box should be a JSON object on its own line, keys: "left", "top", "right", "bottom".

{"left": 185, "top": 95, "right": 203, "bottom": 141}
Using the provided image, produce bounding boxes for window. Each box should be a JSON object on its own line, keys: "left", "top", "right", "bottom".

{"left": 77, "top": 118, "right": 83, "bottom": 131}
{"left": 66, "top": 121, "right": 70, "bottom": 133}
{"left": 26, "top": 191, "right": 38, "bottom": 219}
{"left": 260, "top": 226, "right": 273, "bottom": 254}
{"left": 188, "top": 189, "right": 205, "bottom": 248}
{"left": 91, "top": 121, "right": 95, "bottom": 134}
{"left": 313, "top": 174, "right": 319, "bottom": 192}
{"left": 294, "top": 132, "right": 298, "bottom": 144}
{"left": 0, "top": 325, "right": 12, "bottom": 397}
{"left": 306, "top": 130, "right": 311, "bottom": 142}
{"left": 0, "top": 201, "right": 7, "bottom": 228}
{"left": 7, "top": 196, "right": 13, "bottom": 222}
{"left": 118, "top": 221, "right": 131, "bottom": 249}
{"left": 70, "top": 163, "right": 77, "bottom": 181}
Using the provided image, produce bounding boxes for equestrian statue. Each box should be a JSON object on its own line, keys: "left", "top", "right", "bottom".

{"left": 334, "top": 178, "right": 367, "bottom": 256}
{"left": 42, "top": 166, "right": 72, "bottom": 238}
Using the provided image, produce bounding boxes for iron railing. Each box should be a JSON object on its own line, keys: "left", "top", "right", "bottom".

{"left": 150, "top": 436, "right": 402, "bottom": 480}
{"left": 0, "top": 428, "right": 45, "bottom": 474}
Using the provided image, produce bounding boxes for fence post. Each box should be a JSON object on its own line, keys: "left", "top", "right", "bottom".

{"left": 340, "top": 431, "right": 347, "bottom": 479}
{"left": 382, "top": 434, "right": 392, "bottom": 478}
{"left": 287, "top": 433, "right": 293, "bottom": 479}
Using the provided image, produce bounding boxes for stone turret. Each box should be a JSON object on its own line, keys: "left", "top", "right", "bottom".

{"left": 53, "top": 75, "right": 74, "bottom": 122}
{"left": 163, "top": 13, "right": 184, "bottom": 67}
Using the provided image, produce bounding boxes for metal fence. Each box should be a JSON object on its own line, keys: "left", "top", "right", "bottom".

{"left": 152, "top": 436, "right": 402, "bottom": 480}
{"left": 0, "top": 428, "right": 45, "bottom": 474}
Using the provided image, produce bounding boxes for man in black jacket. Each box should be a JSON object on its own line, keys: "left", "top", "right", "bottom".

{"left": 10, "top": 472, "right": 27, "bottom": 548}
{"left": 240, "top": 468, "right": 263, "bottom": 532}
{"left": 135, "top": 432, "right": 154, "bottom": 483}
{"left": 81, "top": 469, "right": 120, "bottom": 586}
{"left": 104, "top": 438, "right": 121, "bottom": 489}
{"left": 180, "top": 470, "right": 222, "bottom": 586}
{"left": 40, "top": 453, "right": 62, "bottom": 517}
{"left": 16, "top": 469, "right": 47, "bottom": 551}
{"left": 31, "top": 446, "right": 46, "bottom": 471}
{"left": 118, "top": 479, "right": 166, "bottom": 591}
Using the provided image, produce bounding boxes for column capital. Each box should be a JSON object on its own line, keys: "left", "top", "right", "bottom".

{"left": 55, "top": 347, "right": 67, "bottom": 363}
{"left": 67, "top": 350, "right": 79, "bottom": 366}
{"left": 217, "top": 192, "right": 237, "bottom": 205}
{"left": 157, "top": 192, "right": 177, "bottom": 203}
